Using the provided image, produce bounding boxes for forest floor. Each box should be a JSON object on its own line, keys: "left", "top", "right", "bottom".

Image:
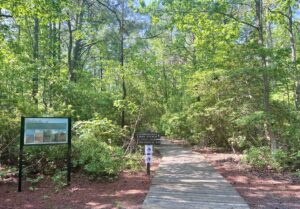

{"left": 170, "top": 139, "right": 300, "bottom": 209}
{"left": 0, "top": 153, "right": 161, "bottom": 209}
{"left": 194, "top": 147, "right": 300, "bottom": 209}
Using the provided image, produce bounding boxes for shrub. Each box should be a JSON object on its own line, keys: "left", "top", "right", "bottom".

{"left": 123, "top": 153, "right": 143, "bottom": 171}
{"left": 51, "top": 170, "right": 67, "bottom": 192}
{"left": 73, "top": 118, "right": 125, "bottom": 178}
{"left": 24, "top": 146, "right": 68, "bottom": 175}
{"left": 243, "top": 146, "right": 279, "bottom": 170}
{"left": 161, "top": 112, "right": 190, "bottom": 139}
{"left": 73, "top": 116, "right": 125, "bottom": 146}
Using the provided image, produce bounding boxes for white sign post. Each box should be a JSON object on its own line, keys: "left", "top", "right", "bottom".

{"left": 144, "top": 145, "right": 153, "bottom": 175}
{"left": 145, "top": 155, "right": 152, "bottom": 164}
{"left": 145, "top": 145, "right": 153, "bottom": 155}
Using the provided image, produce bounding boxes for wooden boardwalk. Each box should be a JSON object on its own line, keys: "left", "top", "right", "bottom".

{"left": 142, "top": 140, "right": 250, "bottom": 209}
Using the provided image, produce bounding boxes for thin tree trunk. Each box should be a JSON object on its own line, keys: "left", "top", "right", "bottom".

{"left": 67, "top": 19, "right": 74, "bottom": 81}
{"left": 58, "top": 22, "right": 62, "bottom": 65}
{"left": 120, "top": 0, "right": 126, "bottom": 128}
{"left": 255, "top": 0, "right": 276, "bottom": 153}
{"left": 125, "top": 105, "right": 143, "bottom": 154}
{"left": 32, "top": 17, "right": 39, "bottom": 105}
{"left": 72, "top": 3, "right": 84, "bottom": 73}
{"left": 162, "top": 62, "right": 169, "bottom": 103}
{"left": 287, "top": 3, "right": 299, "bottom": 109}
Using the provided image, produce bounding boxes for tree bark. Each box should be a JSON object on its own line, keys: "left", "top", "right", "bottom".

{"left": 287, "top": 2, "right": 299, "bottom": 109}
{"left": 67, "top": 19, "right": 75, "bottom": 81}
{"left": 120, "top": 0, "right": 126, "bottom": 128}
{"left": 32, "top": 17, "right": 39, "bottom": 105}
{"left": 255, "top": 0, "right": 276, "bottom": 153}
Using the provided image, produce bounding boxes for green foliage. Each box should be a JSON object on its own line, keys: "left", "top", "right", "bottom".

{"left": 0, "top": 113, "right": 20, "bottom": 164}
{"left": 26, "top": 175, "right": 44, "bottom": 191}
{"left": 0, "top": 166, "right": 17, "bottom": 180}
{"left": 73, "top": 116, "right": 125, "bottom": 146}
{"left": 51, "top": 170, "right": 67, "bottom": 192}
{"left": 123, "top": 153, "right": 144, "bottom": 171}
{"left": 243, "top": 147, "right": 300, "bottom": 171}
{"left": 161, "top": 112, "right": 190, "bottom": 140}
{"left": 296, "top": 169, "right": 300, "bottom": 178}
{"left": 243, "top": 147, "right": 277, "bottom": 170}
{"left": 24, "top": 146, "right": 68, "bottom": 175}
{"left": 73, "top": 118, "right": 125, "bottom": 178}
{"left": 1, "top": 0, "right": 300, "bottom": 178}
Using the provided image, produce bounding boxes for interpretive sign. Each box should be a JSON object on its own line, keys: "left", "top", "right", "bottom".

{"left": 24, "top": 118, "right": 69, "bottom": 145}
{"left": 18, "top": 117, "right": 72, "bottom": 192}
{"left": 137, "top": 133, "right": 161, "bottom": 145}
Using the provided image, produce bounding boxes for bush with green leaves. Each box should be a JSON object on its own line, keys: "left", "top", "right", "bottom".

{"left": 242, "top": 147, "right": 300, "bottom": 171}
{"left": 123, "top": 153, "right": 144, "bottom": 171}
{"left": 73, "top": 117, "right": 125, "bottom": 178}
{"left": 21, "top": 145, "right": 69, "bottom": 176}
{"left": 161, "top": 112, "right": 193, "bottom": 141}
{"left": 73, "top": 116, "right": 125, "bottom": 146}
{"left": 26, "top": 175, "right": 44, "bottom": 191}
{"left": 51, "top": 170, "right": 67, "bottom": 192}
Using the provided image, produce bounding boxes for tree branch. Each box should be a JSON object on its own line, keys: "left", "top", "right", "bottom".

{"left": 0, "top": 8, "right": 13, "bottom": 18}
{"left": 162, "top": 8, "right": 259, "bottom": 30}
{"left": 215, "top": 11, "right": 258, "bottom": 30}
{"left": 95, "top": 0, "right": 121, "bottom": 27}
{"left": 0, "top": 14, "right": 12, "bottom": 18}
{"left": 268, "top": 7, "right": 289, "bottom": 19}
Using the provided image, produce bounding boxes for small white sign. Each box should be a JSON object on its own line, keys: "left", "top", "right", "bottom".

{"left": 145, "top": 145, "right": 153, "bottom": 155}
{"left": 144, "top": 155, "right": 152, "bottom": 164}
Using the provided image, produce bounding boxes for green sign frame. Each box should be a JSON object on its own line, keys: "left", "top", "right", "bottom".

{"left": 18, "top": 117, "right": 72, "bottom": 192}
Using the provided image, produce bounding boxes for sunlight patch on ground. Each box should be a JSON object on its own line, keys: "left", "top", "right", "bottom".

{"left": 23, "top": 204, "right": 35, "bottom": 208}
{"left": 86, "top": 202, "right": 112, "bottom": 209}
{"left": 68, "top": 187, "right": 86, "bottom": 193}
{"left": 118, "top": 189, "right": 146, "bottom": 195}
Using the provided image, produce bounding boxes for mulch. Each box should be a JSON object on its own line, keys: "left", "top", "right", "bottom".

{"left": 0, "top": 155, "right": 161, "bottom": 209}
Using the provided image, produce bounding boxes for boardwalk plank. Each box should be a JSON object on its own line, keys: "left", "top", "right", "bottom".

{"left": 142, "top": 139, "right": 249, "bottom": 209}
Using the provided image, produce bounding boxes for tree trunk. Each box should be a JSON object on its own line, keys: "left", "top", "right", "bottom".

{"left": 287, "top": 3, "right": 299, "bottom": 109}
{"left": 32, "top": 17, "right": 39, "bottom": 105}
{"left": 72, "top": 3, "right": 84, "bottom": 74}
{"left": 67, "top": 19, "right": 74, "bottom": 81}
{"left": 58, "top": 22, "right": 62, "bottom": 65}
{"left": 120, "top": 0, "right": 126, "bottom": 128}
{"left": 255, "top": 0, "right": 276, "bottom": 153}
{"left": 162, "top": 62, "right": 169, "bottom": 103}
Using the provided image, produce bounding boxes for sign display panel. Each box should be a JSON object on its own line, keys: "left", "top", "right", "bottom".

{"left": 136, "top": 132, "right": 161, "bottom": 145}
{"left": 24, "top": 118, "right": 68, "bottom": 145}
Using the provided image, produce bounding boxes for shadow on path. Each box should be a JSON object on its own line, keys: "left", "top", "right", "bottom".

{"left": 142, "top": 139, "right": 250, "bottom": 209}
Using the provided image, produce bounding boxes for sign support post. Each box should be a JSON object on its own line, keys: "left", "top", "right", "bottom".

{"left": 144, "top": 144, "right": 153, "bottom": 176}
{"left": 136, "top": 132, "right": 160, "bottom": 176}
{"left": 67, "top": 117, "right": 72, "bottom": 185}
{"left": 18, "top": 117, "right": 25, "bottom": 192}
{"left": 18, "top": 117, "right": 71, "bottom": 192}
{"left": 147, "top": 162, "right": 150, "bottom": 175}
